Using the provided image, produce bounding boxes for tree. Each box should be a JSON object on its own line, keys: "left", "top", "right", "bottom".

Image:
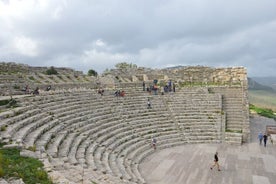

{"left": 115, "top": 62, "right": 137, "bottom": 69}
{"left": 46, "top": 66, "right": 58, "bottom": 75}
{"left": 88, "top": 69, "right": 98, "bottom": 76}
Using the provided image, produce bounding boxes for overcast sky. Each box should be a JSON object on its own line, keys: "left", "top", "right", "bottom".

{"left": 0, "top": 0, "right": 276, "bottom": 77}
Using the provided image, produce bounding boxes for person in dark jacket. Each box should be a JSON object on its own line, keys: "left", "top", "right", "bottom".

{"left": 263, "top": 133, "right": 268, "bottom": 147}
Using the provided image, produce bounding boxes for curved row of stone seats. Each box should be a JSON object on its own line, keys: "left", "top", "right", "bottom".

{"left": 40, "top": 90, "right": 179, "bottom": 183}
{"left": 26, "top": 73, "right": 94, "bottom": 85}
{"left": 13, "top": 115, "right": 54, "bottom": 143}
{"left": 0, "top": 107, "right": 40, "bottom": 127}
{"left": 41, "top": 99, "right": 144, "bottom": 181}
{"left": 1, "top": 111, "right": 47, "bottom": 141}
{"left": 0, "top": 87, "right": 226, "bottom": 183}
{"left": 210, "top": 87, "right": 246, "bottom": 141}
{"left": 77, "top": 113, "right": 176, "bottom": 181}
{"left": 209, "top": 87, "right": 246, "bottom": 131}
{"left": 194, "top": 86, "right": 246, "bottom": 144}
{"left": 177, "top": 86, "right": 209, "bottom": 94}
{"left": 164, "top": 91, "right": 223, "bottom": 144}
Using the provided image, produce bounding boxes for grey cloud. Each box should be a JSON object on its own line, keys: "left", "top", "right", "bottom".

{"left": 0, "top": 0, "right": 276, "bottom": 76}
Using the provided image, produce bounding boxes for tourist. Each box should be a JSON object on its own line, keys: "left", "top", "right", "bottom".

{"left": 164, "top": 85, "right": 169, "bottom": 93}
{"left": 210, "top": 152, "right": 221, "bottom": 171}
{"left": 147, "top": 98, "right": 151, "bottom": 109}
{"left": 152, "top": 137, "right": 157, "bottom": 150}
{"left": 143, "top": 81, "right": 145, "bottom": 91}
{"left": 33, "top": 87, "right": 39, "bottom": 95}
{"left": 46, "top": 85, "right": 51, "bottom": 91}
{"left": 23, "top": 85, "right": 29, "bottom": 94}
{"left": 168, "top": 80, "right": 172, "bottom": 91}
{"left": 98, "top": 88, "right": 104, "bottom": 96}
{"left": 120, "top": 90, "right": 125, "bottom": 97}
{"left": 153, "top": 84, "right": 158, "bottom": 95}
{"left": 258, "top": 132, "right": 263, "bottom": 145}
{"left": 263, "top": 133, "right": 268, "bottom": 147}
{"left": 114, "top": 90, "right": 120, "bottom": 97}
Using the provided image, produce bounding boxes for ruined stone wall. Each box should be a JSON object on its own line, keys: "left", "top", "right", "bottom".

{"left": 161, "top": 66, "right": 247, "bottom": 86}
{"left": 0, "top": 62, "right": 83, "bottom": 75}
{"left": 111, "top": 66, "right": 248, "bottom": 87}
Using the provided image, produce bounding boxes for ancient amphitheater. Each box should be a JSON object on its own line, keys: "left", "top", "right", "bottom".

{"left": 0, "top": 62, "right": 259, "bottom": 183}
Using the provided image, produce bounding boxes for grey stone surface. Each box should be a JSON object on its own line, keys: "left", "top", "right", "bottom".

{"left": 140, "top": 115, "right": 276, "bottom": 184}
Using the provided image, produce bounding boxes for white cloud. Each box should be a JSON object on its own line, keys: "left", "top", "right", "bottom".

{"left": 80, "top": 49, "right": 135, "bottom": 72}
{"left": 95, "top": 39, "right": 106, "bottom": 47}
{"left": 13, "top": 36, "right": 39, "bottom": 57}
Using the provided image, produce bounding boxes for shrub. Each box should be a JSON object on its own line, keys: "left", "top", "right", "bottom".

{"left": 0, "top": 99, "right": 10, "bottom": 106}
{"left": 0, "top": 125, "right": 6, "bottom": 131}
{"left": 0, "top": 166, "right": 3, "bottom": 177}
{"left": 27, "top": 145, "right": 36, "bottom": 152}
{"left": 13, "top": 84, "right": 20, "bottom": 89}
{"left": 28, "top": 76, "right": 35, "bottom": 80}
{"left": 88, "top": 69, "right": 98, "bottom": 77}
{"left": 0, "top": 153, "right": 3, "bottom": 177}
{"left": 46, "top": 66, "right": 58, "bottom": 75}
{"left": 0, "top": 99, "right": 18, "bottom": 108}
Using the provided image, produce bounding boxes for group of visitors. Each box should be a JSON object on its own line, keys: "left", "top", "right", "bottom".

{"left": 114, "top": 90, "right": 125, "bottom": 97}
{"left": 164, "top": 80, "right": 176, "bottom": 93}
{"left": 258, "top": 132, "right": 269, "bottom": 147}
{"left": 22, "top": 85, "right": 40, "bottom": 95}
{"left": 22, "top": 85, "right": 45, "bottom": 95}
{"left": 143, "top": 80, "right": 176, "bottom": 95}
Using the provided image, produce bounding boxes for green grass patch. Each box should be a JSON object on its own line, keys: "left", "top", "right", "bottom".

{"left": 0, "top": 99, "right": 10, "bottom": 106}
{"left": 13, "top": 84, "right": 20, "bottom": 90}
{"left": 0, "top": 125, "right": 7, "bottom": 131}
{"left": 0, "top": 99, "right": 18, "bottom": 108}
{"left": 249, "top": 104, "right": 276, "bottom": 120}
{"left": 28, "top": 76, "right": 35, "bottom": 80}
{"left": 225, "top": 129, "right": 242, "bottom": 133}
{"left": 0, "top": 147, "right": 53, "bottom": 184}
{"left": 249, "top": 90, "right": 276, "bottom": 111}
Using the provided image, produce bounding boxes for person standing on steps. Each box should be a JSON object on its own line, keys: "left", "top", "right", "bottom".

{"left": 143, "top": 81, "right": 146, "bottom": 91}
{"left": 152, "top": 137, "right": 157, "bottom": 150}
{"left": 210, "top": 152, "right": 221, "bottom": 171}
{"left": 263, "top": 133, "right": 268, "bottom": 147}
{"left": 147, "top": 98, "right": 151, "bottom": 109}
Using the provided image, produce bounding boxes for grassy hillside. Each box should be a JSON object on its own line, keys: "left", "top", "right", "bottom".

{"left": 249, "top": 89, "right": 276, "bottom": 111}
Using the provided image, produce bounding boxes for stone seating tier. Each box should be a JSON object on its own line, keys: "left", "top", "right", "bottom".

{"left": 0, "top": 86, "right": 247, "bottom": 183}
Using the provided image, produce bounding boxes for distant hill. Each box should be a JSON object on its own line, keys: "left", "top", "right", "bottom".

{"left": 248, "top": 77, "right": 275, "bottom": 92}
{"left": 248, "top": 77, "right": 276, "bottom": 111}
{"left": 251, "top": 77, "right": 276, "bottom": 90}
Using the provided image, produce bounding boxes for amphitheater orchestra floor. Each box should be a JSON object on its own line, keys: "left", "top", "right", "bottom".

{"left": 140, "top": 115, "right": 276, "bottom": 184}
